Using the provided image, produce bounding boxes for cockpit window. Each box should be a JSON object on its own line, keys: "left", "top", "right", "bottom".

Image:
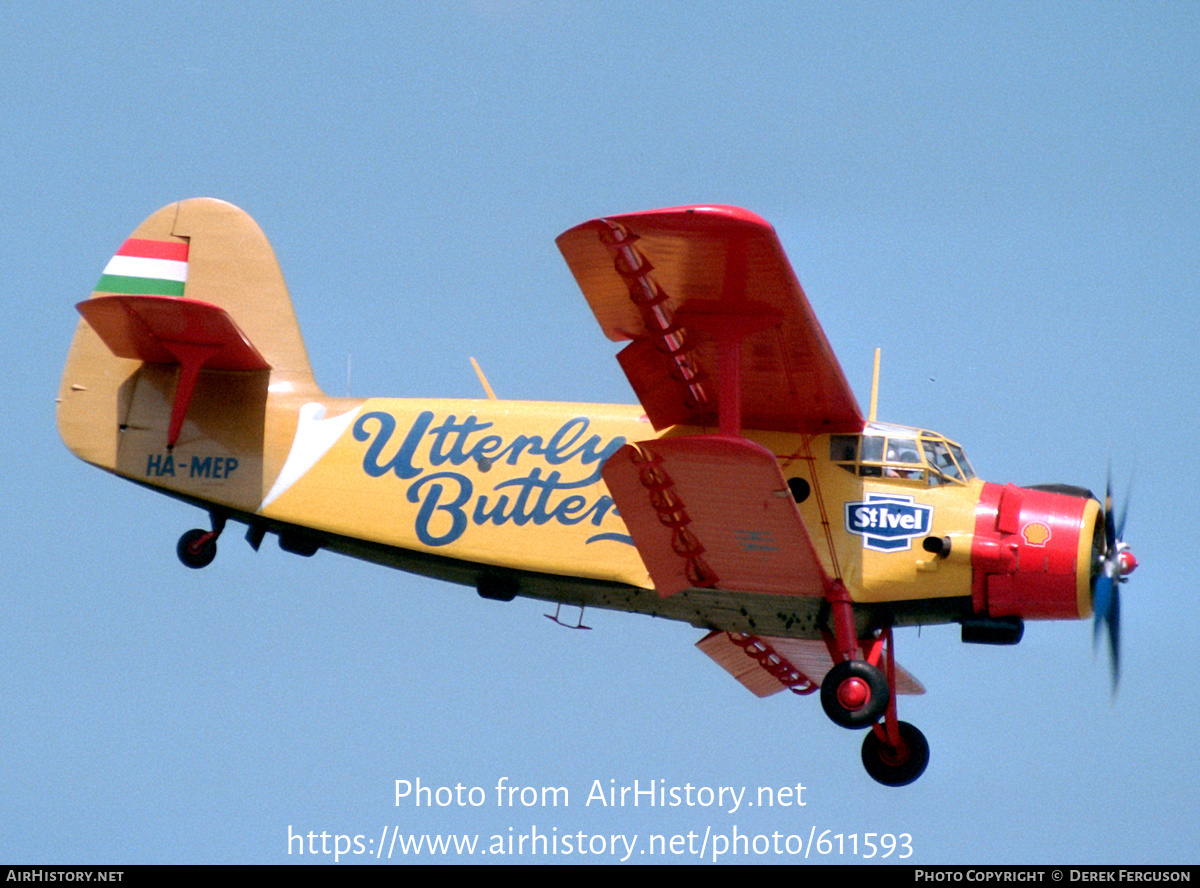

{"left": 925, "top": 440, "right": 962, "bottom": 480}
{"left": 887, "top": 438, "right": 921, "bottom": 464}
{"left": 830, "top": 435, "right": 858, "bottom": 463}
{"left": 830, "top": 425, "right": 976, "bottom": 485}
{"left": 860, "top": 436, "right": 884, "bottom": 463}
{"left": 948, "top": 443, "right": 974, "bottom": 478}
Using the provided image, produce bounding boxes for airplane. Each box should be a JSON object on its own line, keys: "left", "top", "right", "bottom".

{"left": 57, "top": 198, "right": 1137, "bottom": 787}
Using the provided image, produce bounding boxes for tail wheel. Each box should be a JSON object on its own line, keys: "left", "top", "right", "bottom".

{"left": 861, "top": 721, "right": 929, "bottom": 787}
{"left": 177, "top": 528, "right": 217, "bottom": 569}
{"left": 820, "top": 659, "right": 890, "bottom": 729}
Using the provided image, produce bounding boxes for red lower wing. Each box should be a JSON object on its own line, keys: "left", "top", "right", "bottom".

{"left": 602, "top": 434, "right": 831, "bottom": 598}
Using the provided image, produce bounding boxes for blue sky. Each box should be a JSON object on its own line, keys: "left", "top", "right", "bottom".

{"left": 2, "top": 1, "right": 1197, "bottom": 864}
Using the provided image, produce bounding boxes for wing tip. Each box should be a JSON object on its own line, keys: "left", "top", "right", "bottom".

{"left": 557, "top": 204, "right": 772, "bottom": 244}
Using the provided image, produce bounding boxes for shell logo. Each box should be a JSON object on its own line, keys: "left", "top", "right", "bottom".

{"left": 1022, "top": 522, "right": 1051, "bottom": 546}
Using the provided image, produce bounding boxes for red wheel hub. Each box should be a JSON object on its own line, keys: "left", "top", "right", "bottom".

{"left": 837, "top": 677, "right": 870, "bottom": 711}
{"left": 879, "top": 739, "right": 911, "bottom": 766}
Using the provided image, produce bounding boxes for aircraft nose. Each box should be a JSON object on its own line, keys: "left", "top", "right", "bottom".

{"left": 1117, "top": 548, "right": 1138, "bottom": 576}
{"left": 971, "top": 483, "right": 1100, "bottom": 621}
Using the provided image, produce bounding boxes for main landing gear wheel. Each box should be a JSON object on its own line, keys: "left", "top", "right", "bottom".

{"left": 861, "top": 721, "right": 929, "bottom": 787}
{"left": 177, "top": 528, "right": 217, "bottom": 569}
{"left": 820, "top": 660, "right": 890, "bottom": 728}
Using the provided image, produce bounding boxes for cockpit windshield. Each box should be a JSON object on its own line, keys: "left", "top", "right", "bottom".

{"left": 830, "top": 423, "right": 976, "bottom": 486}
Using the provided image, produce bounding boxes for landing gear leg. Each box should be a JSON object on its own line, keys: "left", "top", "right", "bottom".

{"left": 176, "top": 512, "right": 227, "bottom": 569}
{"left": 820, "top": 581, "right": 890, "bottom": 728}
{"left": 860, "top": 626, "right": 930, "bottom": 787}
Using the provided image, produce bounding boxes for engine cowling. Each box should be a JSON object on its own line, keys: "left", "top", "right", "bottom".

{"left": 970, "top": 483, "right": 1101, "bottom": 620}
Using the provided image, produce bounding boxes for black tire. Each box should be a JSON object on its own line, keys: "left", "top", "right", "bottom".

{"left": 861, "top": 721, "right": 929, "bottom": 787}
{"left": 820, "top": 659, "right": 890, "bottom": 729}
{"left": 177, "top": 528, "right": 217, "bottom": 569}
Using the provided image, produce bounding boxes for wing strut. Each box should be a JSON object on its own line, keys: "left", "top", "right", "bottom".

{"left": 791, "top": 432, "right": 857, "bottom": 659}
{"left": 675, "top": 302, "right": 779, "bottom": 436}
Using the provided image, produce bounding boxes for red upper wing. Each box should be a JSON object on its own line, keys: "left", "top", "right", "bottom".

{"left": 557, "top": 206, "right": 863, "bottom": 434}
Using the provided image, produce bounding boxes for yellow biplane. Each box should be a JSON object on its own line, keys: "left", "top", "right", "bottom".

{"left": 58, "top": 199, "right": 1136, "bottom": 786}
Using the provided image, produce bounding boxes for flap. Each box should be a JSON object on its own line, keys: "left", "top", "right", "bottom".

{"left": 698, "top": 631, "right": 927, "bottom": 698}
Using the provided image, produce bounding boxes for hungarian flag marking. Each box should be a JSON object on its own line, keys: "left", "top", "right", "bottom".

{"left": 96, "top": 238, "right": 189, "bottom": 297}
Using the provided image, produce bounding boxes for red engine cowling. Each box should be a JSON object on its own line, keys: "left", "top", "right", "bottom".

{"left": 970, "top": 483, "right": 1101, "bottom": 620}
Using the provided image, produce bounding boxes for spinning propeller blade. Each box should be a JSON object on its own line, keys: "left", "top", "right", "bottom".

{"left": 1093, "top": 473, "right": 1136, "bottom": 691}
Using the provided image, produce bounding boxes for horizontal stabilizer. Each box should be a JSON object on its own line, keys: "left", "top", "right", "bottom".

{"left": 77, "top": 295, "right": 270, "bottom": 371}
{"left": 697, "top": 631, "right": 926, "bottom": 698}
{"left": 77, "top": 294, "right": 271, "bottom": 446}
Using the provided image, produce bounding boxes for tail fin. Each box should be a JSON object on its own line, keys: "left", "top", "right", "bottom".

{"left": 58, "top": 198, "right": 323, "bottom": 508}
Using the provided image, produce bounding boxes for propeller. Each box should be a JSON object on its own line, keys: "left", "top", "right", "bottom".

{"left": 1093, "top": 472, "right": 1137, "bottom": 691}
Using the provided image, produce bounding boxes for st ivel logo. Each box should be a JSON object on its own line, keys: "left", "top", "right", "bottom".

{"left": 845, "top": 493, "right": 933, "bottom": 552}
